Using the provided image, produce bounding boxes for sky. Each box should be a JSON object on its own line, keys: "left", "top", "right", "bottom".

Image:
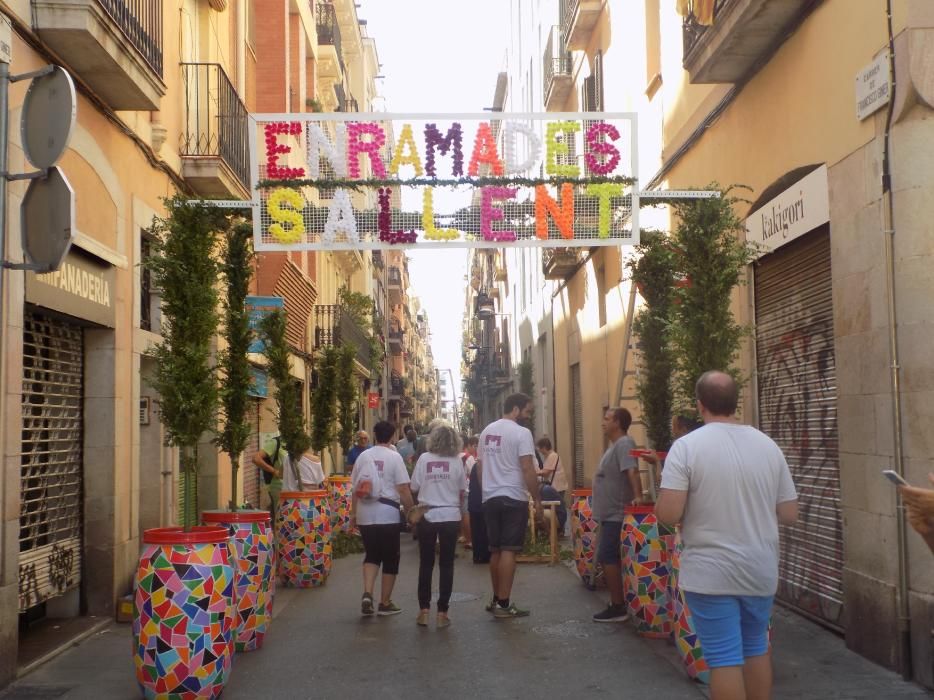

{"left": 361, "top": 1, "right": 511, "bottom": 413}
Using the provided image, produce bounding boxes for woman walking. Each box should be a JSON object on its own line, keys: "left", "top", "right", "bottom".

{"left": 351, "top": 421, "right": 414, "bottom": 617}
{"left": 410, "top": 423, "right": 467, "bottom": 627}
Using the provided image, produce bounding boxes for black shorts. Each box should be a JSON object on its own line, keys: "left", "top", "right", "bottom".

{"left": 359, "top": 524, "right": 402, "bottom": 575}
{"left": 483, "top": 496, "right": 529, "bottom": 552}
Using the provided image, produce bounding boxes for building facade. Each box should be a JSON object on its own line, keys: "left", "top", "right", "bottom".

{"left": 483, "top": 0, "right": 933, "bottom": 688}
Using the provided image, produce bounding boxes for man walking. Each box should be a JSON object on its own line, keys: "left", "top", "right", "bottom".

{"left": 591, "top": 407, "right": 642, "bottom": 622}
{"left": 477, "top": 393, "right": 542, "bottom": 618}
{"left": 656, "top": 371, "right": 798, "bottom": 700}
{"left": 346, "top": 430, "right": 370, "bottom": 473}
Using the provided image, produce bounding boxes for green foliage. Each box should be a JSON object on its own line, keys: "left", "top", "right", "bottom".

{"left": 331, "top": 531, "right": 365, "bottom": 559}
{"left": 338, "top": 286, "right": 384, "bottom": 367}
{"left": 627, "top": 231, "right": 677, "bottom": 451}
{"left": 145, "top": 196, "right": 226, "bottom": 527}
{"left": 260, "top": 309, "right": 310, "bottom": 476}
{"left": 311, "top": 346, "right": 339, "bottom": 453}
{"left": 216, "top": 222, "right": 255, "bottom": 510}
{"left": 336, "top": 345, "right": 358, "bottom": 459}
{"left": 668, "top": 187, "right": 758, "bottom": 413}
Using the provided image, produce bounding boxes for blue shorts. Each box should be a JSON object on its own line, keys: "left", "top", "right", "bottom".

{"left": 683, "top": 592, "right": 773, "bottom": 668}
{"left": 596, "top": 520, "right": 623, "bottom": 564}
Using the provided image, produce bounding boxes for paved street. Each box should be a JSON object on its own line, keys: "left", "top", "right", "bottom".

{"left": 3, "top": 539, "right": 932, "bottom": 700}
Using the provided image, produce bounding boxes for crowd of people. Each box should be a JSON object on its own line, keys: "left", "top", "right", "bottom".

{"left": 252, "top": 370, "right": 934, "bottom": 700}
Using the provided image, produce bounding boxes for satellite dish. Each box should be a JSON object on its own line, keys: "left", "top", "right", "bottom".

{"left": 21, "top": 65, "right": 76, "bottom": 170}
{"left": 21, "top": 166, "right": 74, "bottom": 271}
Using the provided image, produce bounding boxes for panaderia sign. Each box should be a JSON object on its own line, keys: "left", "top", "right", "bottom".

{"left": 249, "top": 112, "right": 640, "bottom": 251}
{"left": 25, "top": 248, "right": 115, "bottom": 327}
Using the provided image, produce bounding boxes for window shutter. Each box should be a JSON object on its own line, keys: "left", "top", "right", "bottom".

{"left": 593, "top": 51, "right": 604, "bottom": 112}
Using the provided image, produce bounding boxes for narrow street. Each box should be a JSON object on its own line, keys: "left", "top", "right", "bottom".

{"left": 4, "top": 540, "right": 931, "bottom": 700}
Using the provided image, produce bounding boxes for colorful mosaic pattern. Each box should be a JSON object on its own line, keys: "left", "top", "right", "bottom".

{"left": 277, "top": 491, "right": 332, "bottom": 587}
{"left": 667, "top": 532, "right": 711, "bottom": 684}
{"left": 202, "top": 512, "right": 275, "bottom": 653}
{"left": 571, "top": 489, "right": 603, "bottom": 587}
{"left": 327, "top": 476, "right": 353, "bottom": 534}
{"left": 622, "top": 506, "right": 672, "bottom": 639}
{"left": 133, "top": 527, "right": 235, "bottom": 699}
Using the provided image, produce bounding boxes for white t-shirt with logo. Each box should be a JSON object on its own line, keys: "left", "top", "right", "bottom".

{"left": 352, "top": 445, "right": 410, "bottom": 526}
{"left": 479, "top": 418, "right": 536, "bottom": 503}
{"left": 410, "top": 453, "right": 467, "bottom": 523}
{"left": 661, "top": 422, "right": 798, "bottom": 596}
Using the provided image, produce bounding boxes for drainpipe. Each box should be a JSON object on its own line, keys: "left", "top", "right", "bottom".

{"left": 881, "top": 0, "right": 911, "bottom": 681}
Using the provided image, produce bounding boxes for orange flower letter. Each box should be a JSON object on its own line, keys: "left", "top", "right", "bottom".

{"left": 535, "top": 184, "right": 575, "bottom": 240}
{"left": 468, "top": 122, "right": 504, "bottom": 177}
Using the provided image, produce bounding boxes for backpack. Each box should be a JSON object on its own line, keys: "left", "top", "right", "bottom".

{"left": 261, "top": 436, "right": 281, "bottom": 485}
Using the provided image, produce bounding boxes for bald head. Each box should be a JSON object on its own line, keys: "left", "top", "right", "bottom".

{"left": 695, "top": 371, "right": 739, "bottom": 417}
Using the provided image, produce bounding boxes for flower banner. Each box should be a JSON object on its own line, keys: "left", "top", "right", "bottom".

{"left": 250, "top": 112, "right": 639, "bottom": 251}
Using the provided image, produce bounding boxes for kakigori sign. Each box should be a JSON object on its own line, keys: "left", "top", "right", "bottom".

{"left": 250, "top": 112, "right": 639, "bottom": 250}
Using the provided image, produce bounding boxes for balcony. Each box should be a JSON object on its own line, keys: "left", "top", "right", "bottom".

{"left": 32, "top": 0, "right": 165, "bottom": 110}
{"left": 313, "top": 305, "right": 372, "bottom": 370}
{"left": 543, "top": 248, "right": 581, "bottom": 280}
{"left": 389, "top": 371, "right": 404, "bottom": 400}
{"left": 543, "top": 26, "right": 573, "bottom": 111}
{"left": 388, "top": 266, "right": 403, "bottom": 305}
{"left": 562, "top": 0, "right": 605, "bottom": 52}
{"left": 316, "top": 2, "right": 344, "bottom": 80}
{"left": 180, "top": 63, "right": 250, "bottom": 199}
{"left": 682, "top": 0, "right": 817, "bottom": 84}
{"left": 388, "top": 322, "right": 403, "bottom": 356}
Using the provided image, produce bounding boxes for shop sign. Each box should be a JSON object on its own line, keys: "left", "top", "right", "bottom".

{"left": 246, "top": 295, "right": 285, "bottom": 352}
{"left": 367, "top": 392, "right": 380, "bottom": 409}
{"left": 746, "top": 165, "right": 829, "bottom": 258}
{"left": 249, "top": 366, "right": 268, "bottom": 398}
{"left": 25, "top": 247, "right": 115, "bottom": 326}
{"left": 856, "top": 53, "right": 890, "bottom": 121}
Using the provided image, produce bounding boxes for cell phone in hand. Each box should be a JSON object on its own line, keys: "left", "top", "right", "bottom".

{"left": 882, "top": 469, "right": 910, "bottom": 487}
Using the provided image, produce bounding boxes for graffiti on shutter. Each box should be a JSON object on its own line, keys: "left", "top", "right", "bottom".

{"left": 755, "top": 227, "right": 843, "bottom": 629}
{"left": 19, "top": 312, "right": 84, "bottom": 612}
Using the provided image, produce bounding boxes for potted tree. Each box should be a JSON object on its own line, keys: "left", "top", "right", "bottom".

{"left": 132, "top": 197, "right": 236, "bottom": 698}
{"left": 202, "top": 221, "right": 275, "bottom": 653}
{"left": 261, "top": 309, "right": 332, "bottom": 587}
{"left": 330, "top": 344, "right": 358, "bottom": 533}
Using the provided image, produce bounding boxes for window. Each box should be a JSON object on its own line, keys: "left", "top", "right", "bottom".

{"left": 597, "top": 260, "right": 607, "bottom": 328}
{"left": 140, "top": 232, "right": 154, "bottom": 332}
{"left": 246, "top": 0, "right": 256, "bottom": 51}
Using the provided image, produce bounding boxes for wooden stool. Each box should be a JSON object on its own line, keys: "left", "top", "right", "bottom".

{"left": 529, "top": 499, "right": 562, "bottom": 564}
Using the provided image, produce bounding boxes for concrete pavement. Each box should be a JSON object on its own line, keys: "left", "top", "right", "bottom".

{"left": 2, "top": 538, "right": 932, "bottom": 699}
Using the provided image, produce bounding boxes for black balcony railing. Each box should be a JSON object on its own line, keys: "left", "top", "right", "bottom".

{"left": 180, "top": 63, "right": 250, "bottom": 192}
{"left": 343, "top": 96, "right": 359, "bottom": 113}
{"left": 682, "top": 0, "right": 728, "bottom": 62}
{"left": 314, "top": 305, "right": 371, "bottom": 369}
{"left": 388, "top": 266, "right": 402, "bottom": 286}
{"left": 390, "top": 370, "right": 404, "bottom": 397}
{"left": 334, "top": 82, "right": 346, "bottom": 111}
{"left": 543, "top": 25, "right": 572, "bottom": 100}
{"left": 98, "top": 0, "right": 163, "bottom": 77}
{"left": 561, "top": 0, "right": 580, "bottom": 41}
{"left": 316, "top": 2, "right": 343, "bottom": 66}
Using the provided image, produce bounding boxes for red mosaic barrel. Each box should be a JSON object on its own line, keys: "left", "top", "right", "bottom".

{"left": 277, "top": 490, "right": 332, "bottom": 587}
{"left": 622, "top": 505, "right": 671, "bottom": 639}
{"left": 327, "top": 475, "right": 353, "bottom": 534}
{"left": 133, "top": 526, "right": 235, "bottom": 699}
{"left": 202, "top": 510, "right": 275, "bottom": 652}
{"left": 571, "top": 488, "right": 600, "bottom": 587}
{"left": 667, "top": 531, "right": 711, "bottom": 683}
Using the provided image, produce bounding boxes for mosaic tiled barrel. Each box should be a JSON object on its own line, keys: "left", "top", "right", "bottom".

{"left": 327, "top": 476, "right": 353, "bottom": 534}
{"left": 277, "top": 490, "right": 332, "bottom": 587}
{"left": 202, "top": 510, "right": 275, "bottom": 653}
{"left": 133, "top": 526, "right": 236, "bottom": 699}
{"left": 667, "top": 531, "right": 711, "bottom": 684}
{"left": 622, "top": 505, "right": 672, "bottom": 639}
{"left": 571, "top": 489, "right": 600, "bottom": 587}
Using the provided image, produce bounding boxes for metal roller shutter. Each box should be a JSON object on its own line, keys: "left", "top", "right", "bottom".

{"left": 19, "top": 312, "right": 84, "bottom": 612}
{"left": 178, "top": 462, "right": 198, "bottom": 527}
{"left": 755, "top": 227, "right": 843, "bottom": 629}
{"left": 242, "top": 400, "right": 263, "bottom": 509}
{"left": 572, "top": 364, "right": 584, "bottom": 487}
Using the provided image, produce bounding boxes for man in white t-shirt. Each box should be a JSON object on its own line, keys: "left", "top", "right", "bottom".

{"left": 477, "top": 393, "right": 542, "bottom": 619}
{"left": 656, "top": 371, "right": 798, "bottom": 700}
{"left": 350, "top": 421, "right": 414, "bottom": 617}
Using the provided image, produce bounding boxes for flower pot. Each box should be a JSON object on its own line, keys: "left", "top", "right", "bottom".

{"left": 202, "top": 510, "right": 275, "bottom": 653}
{"left": 667, "top": 530, "right": 711, "bottom": 684}
{"left": 277, "top": 491, "right": 332, "bottom": 587}
{"left": 622, "top": 505, "right": 672, "bottom": 639}
{"left": 133, "top": 526, "right": 236, "bottom": 699}
{"left": 326, "top": 476, "right": 353, "bottom": 535}
{"left": 570, "top": 489, "right": 601, "bottom": 588}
